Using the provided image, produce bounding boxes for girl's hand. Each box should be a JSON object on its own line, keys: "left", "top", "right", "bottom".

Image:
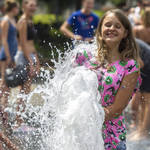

{"left": 0, "top": 131, "right": 19, "bottom": 150}
{"left": 0, "top": 132, "right": 4, "bottom": 140}
{"left": 29, "top": 64, "right": 34, "bottom": 77}
{"left": 75, "top": 35, "right": 83, "bottom": 41}
{"left": 0, "top": 107, "right": 8, "bottom": 125}
{"left": 84, "top": 37, "right": 94, "bottom": 43}
{"left": 2, "top": 111, "right": 8, "bottom": 125}
{"left": 103, "top": 107, "right": 110, "bottom": 119}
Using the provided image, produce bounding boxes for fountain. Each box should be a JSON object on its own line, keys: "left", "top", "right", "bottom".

{"left": 5, "top": 41, "right": 105, "bottom": 150}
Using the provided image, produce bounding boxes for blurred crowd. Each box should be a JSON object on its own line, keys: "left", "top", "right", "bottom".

{"left": 0, "top": 0, "right": 39, "bottom": 149}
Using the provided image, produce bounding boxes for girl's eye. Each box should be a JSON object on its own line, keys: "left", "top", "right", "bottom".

{"left": 115, "top": 25, "right": 121, "bottom": 28}
{"left": 105, "top": 24, "right": 111, "bottom": 27}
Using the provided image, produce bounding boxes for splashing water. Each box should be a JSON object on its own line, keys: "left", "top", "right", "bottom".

{"left": 12, "top": 41, "right": 105, "bottom": 150}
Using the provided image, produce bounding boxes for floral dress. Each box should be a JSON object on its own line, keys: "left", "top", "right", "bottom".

{"left": 72, "top": 50, "right": 141, "bottom": 150}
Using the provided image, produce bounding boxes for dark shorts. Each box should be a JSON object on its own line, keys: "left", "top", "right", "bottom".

{"left": 140, "top": 69, "right": 150, "bottom": 93}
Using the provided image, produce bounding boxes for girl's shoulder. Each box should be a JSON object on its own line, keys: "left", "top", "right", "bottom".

{"left": 115, "top": 59, "right": 139, "bottom": 74}
{"left": 124, "top": 59, "right": 139, "bottom": 75}
{"left": 114, "top": 59, "right": 138, "bottom": 67}
{"left": 126, "top": 59, "right": 138, "bottom": 66}
{"left": 1, "top": 17, "right": 9, "bottom": 27}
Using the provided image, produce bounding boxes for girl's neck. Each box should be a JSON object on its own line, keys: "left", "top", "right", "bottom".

{"left": 6, "top": 12, "right": 14, "bottom": 19}
{"left": 108, "top": 45, "right": 120, "bottom": 63}
{"left": 81, "top": 8, "right": 91, "bottom": 15}
{"left": 22, "top": 13, "right": 31, "bottom": 20}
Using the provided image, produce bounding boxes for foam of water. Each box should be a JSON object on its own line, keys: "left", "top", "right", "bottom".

{"left": 12, "top": 41, "right": 105, "bottom": 150}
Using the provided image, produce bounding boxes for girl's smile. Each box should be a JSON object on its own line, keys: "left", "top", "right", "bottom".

{"left": 101, "top": 13, "right": 128, "bottom": 45}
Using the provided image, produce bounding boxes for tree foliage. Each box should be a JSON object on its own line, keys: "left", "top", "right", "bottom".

{"left": 109, "top": 0, "right": 126, "bottom": 5}
{"left": 17, "top": 0, "right": 126, "bottom": 14}
{"left": 38, "top": 0, "right": 108, "bottom": 13}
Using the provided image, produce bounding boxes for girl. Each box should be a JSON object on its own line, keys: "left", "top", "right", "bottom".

{"left": 0, "top": 0, "right": 19, "bottom": 125}
{"left": 72, "top": 9, "right": 141, "bottom": 150}
{"left": 14, "top": 0, "right": 40, "bottom": 131}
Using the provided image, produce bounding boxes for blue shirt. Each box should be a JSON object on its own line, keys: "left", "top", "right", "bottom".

{"left": 67, "top": 10, "right": 100, "bottom": 39}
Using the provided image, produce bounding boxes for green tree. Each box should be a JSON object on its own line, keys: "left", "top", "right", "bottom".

{"left": 109, "top": 0, "right": 126, "bottom": 5}
{"left": 39, "top": 0, "right": 107, "bottom": 14}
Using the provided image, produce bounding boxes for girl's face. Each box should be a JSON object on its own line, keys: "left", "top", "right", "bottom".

{"left": 101, "top": 13, "right": 128, "bottom": 46}
{"left": 82, "top": 0, "right": 95, "bottom": 12}
{"left": 12, "top": 6, "right": 20, "bottom": 17}
{"left": 24, "top": 0, "right": 37, "bottom": 16}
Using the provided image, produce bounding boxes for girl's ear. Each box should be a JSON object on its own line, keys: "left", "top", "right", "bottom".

{"left": 123, "top": 29, "right": 128, "bottom": 38}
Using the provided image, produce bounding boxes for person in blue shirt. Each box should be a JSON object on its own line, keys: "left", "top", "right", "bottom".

{"left": 60, "top": 0, "right": 99, "bottom": 43}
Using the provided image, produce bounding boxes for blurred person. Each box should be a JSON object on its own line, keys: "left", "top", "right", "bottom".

{"left": 14, "top": 0, "right": 40, "bottom": 131}
{"left": 130, "top": 7, "right": 135, "bottom": 14}
{"left": 0, "top": 1, "right": 5, "bottom": 45}
{"left": 60, "top": 0, "right": 99, "bottom": 43}
{"left": 0, "top": 2, "right": 5, "bottom": 149}
{"left": 128, "top": 39, "right": 150, "bottom": 141}
{"left": 0, "top": 1, "right": 5, "bottom": 88}
{"left": 143, "top": 0, "right": 150, "bottom": 7}
{"left": 133, "top": 7, "right": 150, "bottom": 45}
{"left": 122, "top": 5, "right": 131, "bottom": 16}
{"left": 0, "top": 0, "right": 19, "bottom": 127}
{"left": 128, "top": 0, "right": 143, "bottom": 27}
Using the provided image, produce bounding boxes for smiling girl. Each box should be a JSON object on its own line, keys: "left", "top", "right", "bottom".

{"left": 72, "top": 9, "right": 141, "bottom": 150}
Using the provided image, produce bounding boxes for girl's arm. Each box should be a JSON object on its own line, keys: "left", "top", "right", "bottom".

{"left": 18, "top": 20, "right": 34, "bottom": 74}
{"left": 1, "top": 20, "right": 10, "bottom": 66}
{"left": 105, "top": 72, "right": 138, "bottom": 122}
{"left": 0, "top": 132, "right": 19, "bottom": 150}
{"left": 34, "top": 51, "right": 40, "bottom": 75}
{"left": 60, "top": 21, "right": 83, "bottom": 40}
{"left": 132, "top": 14, "right": 142, "bottom": 25}
{"left": 133, "top": 26, "right": 138, "bottom": 38}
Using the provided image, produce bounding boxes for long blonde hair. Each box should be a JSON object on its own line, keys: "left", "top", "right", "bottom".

{"left": 96, "top": 9, "right": 139, "bottom": 69}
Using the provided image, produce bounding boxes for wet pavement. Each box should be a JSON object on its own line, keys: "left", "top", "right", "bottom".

{"left": 125, "top": 104, "right": 150, "bottom": 150}
{"left": 127, "top": 139, "right": 150, "bottom": 150}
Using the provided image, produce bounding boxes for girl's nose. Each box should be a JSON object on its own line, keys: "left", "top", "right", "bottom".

{"left": 109, "top": 25, "right": 115, "bottom": 30}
